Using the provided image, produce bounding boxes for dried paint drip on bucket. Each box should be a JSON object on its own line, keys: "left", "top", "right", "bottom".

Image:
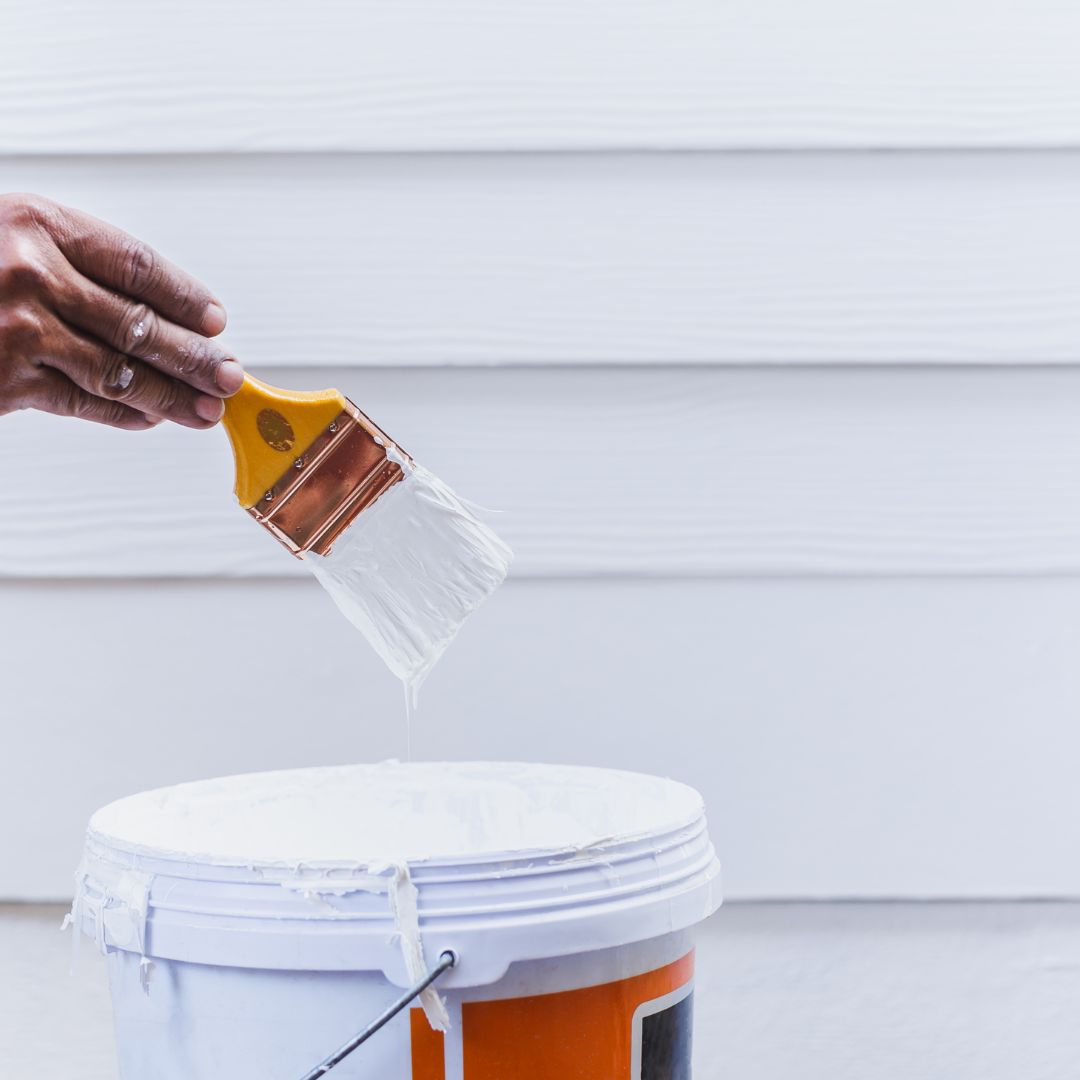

{"left": 68, "top": 761, "right": 721, "bottom": 1078}
{"left": 306, "top": 453, "right": 512, "bottom": 707}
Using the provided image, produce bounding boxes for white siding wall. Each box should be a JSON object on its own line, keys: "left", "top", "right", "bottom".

{"left": 4, "top": 0, "right": 1080, "bottom": 900}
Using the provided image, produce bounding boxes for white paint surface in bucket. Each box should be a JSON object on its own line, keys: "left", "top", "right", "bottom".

{"left": 86, "top": 761, "right": 705, "bottom": 866}
{"left": 306, "top": 460, "right": 512, "bottom": 708}
{"left": 71, "top": 762, "right": 721, "bottom": 1078}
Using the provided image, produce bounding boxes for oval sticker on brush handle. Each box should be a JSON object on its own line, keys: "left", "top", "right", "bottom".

{"left": 257, "top": 409, "right": 295, "bottom": 452}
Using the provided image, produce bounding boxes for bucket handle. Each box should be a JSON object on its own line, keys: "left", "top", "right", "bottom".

{"left": 297, "top": 951, "right": 458, "bottom": 1079}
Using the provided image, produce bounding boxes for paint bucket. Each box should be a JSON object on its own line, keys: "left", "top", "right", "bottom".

{"left": 71, "top": 762, "right": 721, "bottom": 1078}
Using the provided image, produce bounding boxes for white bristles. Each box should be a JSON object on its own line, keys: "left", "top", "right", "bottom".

{"left": 306, "top": 462, "right": 512, "bottom": 704}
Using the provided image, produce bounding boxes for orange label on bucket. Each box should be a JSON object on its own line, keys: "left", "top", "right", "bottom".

{"left": 410, "top": 1010, "right": 446, "bottom": 1080}
{"left": 411, "top": 952, "right": 694, "bottom": 1079}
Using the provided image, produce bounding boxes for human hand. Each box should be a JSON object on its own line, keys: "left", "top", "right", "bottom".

{"left": 0, "top": 192, "right": 244, "bottom": 430}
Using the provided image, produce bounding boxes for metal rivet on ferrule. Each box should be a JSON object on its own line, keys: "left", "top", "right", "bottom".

{"left": 264, "top": 490, "right": 274, "bottom": 502}
{"left": 294, "top": 457, "right": 305, "bottom": 470}
{"left": 328, "top": 421, "right": 338, "bottom": 434}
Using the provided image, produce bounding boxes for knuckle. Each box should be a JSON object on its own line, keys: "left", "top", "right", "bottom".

{"left": 0, "top": 236, "right": 50, "bottom": 296}
{"left": 174, "top": 336, "right": 219, "bottom": 380}
{"left": 0, "top": 303, "right": 45, "bottom": 350}
{"left": 151, "top": 379, "right": 183, "bottom": 416}
{"left": 117, "top": 237, "right": 159, "bottom": 295}
{"left": 119, "top": 302, "right": 157, "bottom": 353}
{"left": 99, "top": 353, "right": 137, "bottom": 400}
{"left": 53, "top": 379, "right": 86, "bottom": 418}
{"left": 169, "top": 275, "right": 199, "bottom": 316}
{"left": 184, "top": 336, "right": 220, "bottom": 380}
{"left": 2, "top": 260, "right": 41, "bottom": 294}
{"left": 0, "top": 192, "right": 56, "bottom": 231}
{"left": 99, "top": 401, "right": 129, "bottom": 426}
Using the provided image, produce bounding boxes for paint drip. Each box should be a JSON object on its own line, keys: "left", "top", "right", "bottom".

{"left": 305, "top": 455, "right": 512, "bottom": 708}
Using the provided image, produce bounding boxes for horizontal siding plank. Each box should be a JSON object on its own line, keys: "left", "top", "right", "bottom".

{"left": 6, "top": 576, "right": 1080, "bottom": 899}
{"left": 4, "top": 1, "right": 1080, "bottom": 152}
{"left": 6, "top": 153, "right": 1080, "bottom": 366}
{"left": 4, "top": 365, "right": 1080, "bottom": 579}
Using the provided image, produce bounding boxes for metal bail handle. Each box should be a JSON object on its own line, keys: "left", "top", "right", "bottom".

{"left": 298, "top": 951, "right": 458, "bottom": 1080}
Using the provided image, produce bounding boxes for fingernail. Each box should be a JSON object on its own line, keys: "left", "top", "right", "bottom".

{"left": 216, "top": 359, "right": 245, "bottom": 393}
{"left": 195, "top": 395, "right": 225, "bottom": 423}
{"left": 202, "top": 302, "right": 227, "bottom": 336}
{"left": 142, "top": 413, "right": 164, "bottom": 426}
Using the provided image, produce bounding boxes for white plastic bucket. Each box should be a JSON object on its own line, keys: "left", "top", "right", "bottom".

{"left": 72, "top": 762, "right": 721, "bottom": 1079}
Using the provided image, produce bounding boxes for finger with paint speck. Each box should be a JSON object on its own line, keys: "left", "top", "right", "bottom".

{"left": 0, "top": 192, "right": 244, "bottom": 431}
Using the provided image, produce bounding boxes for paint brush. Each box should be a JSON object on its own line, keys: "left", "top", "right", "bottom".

{"left": 222, "top": 374, "right": 512, "bottom": 698}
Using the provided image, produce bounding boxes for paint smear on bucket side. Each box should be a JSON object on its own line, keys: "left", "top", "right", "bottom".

{"left": 69, "top": 763, "right": 720, "bottom": 1044}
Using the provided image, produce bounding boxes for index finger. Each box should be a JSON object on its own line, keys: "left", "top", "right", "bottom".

{"left": 42, "top": 202, "right": 227, "bottom": 337}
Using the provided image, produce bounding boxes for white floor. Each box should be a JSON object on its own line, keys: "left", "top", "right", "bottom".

{"left": 5, "top": 901, "right": 1080, "bottom": 1079}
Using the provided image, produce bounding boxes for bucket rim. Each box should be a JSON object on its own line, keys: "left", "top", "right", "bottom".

{"left": 85, "top": 760, "right": 708, "bottom": 873}
{"left": 72, "top": 761, "right": 722, "bottom": 989}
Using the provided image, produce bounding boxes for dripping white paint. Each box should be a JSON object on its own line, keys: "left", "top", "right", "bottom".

{"left": 305, "top": 451, "right": 512, "bottom": 705}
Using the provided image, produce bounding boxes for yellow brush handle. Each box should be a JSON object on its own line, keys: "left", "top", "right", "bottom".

{"left": 223, "top": 374, "right": 348, "bottom": 508}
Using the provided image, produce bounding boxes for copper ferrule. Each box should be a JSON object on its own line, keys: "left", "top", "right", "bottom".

{"left": 247, "top": 402, "right": 409, "bottom": 558}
